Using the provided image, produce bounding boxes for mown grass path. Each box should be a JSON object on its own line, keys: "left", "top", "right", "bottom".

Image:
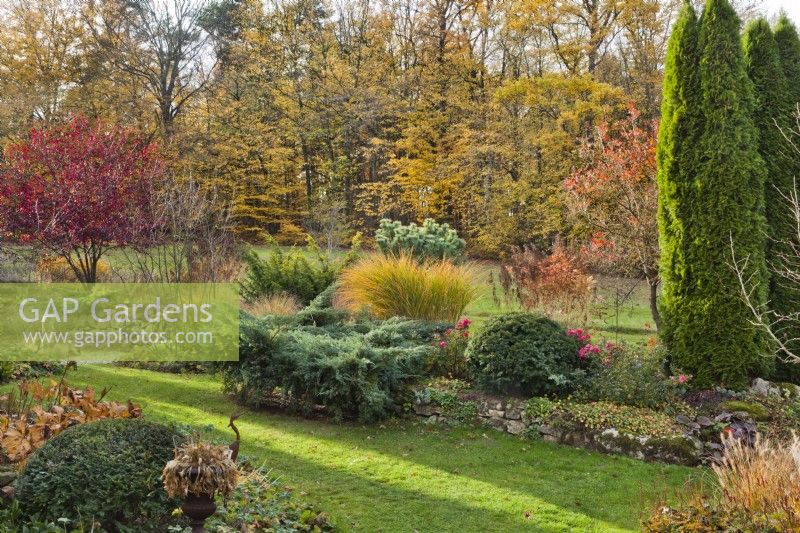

{"left": 66, "top": 365, "right": 703, "bottom": 532}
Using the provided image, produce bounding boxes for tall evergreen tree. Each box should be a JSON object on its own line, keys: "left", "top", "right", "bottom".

{"left": 676, "top": 0, "right": 768, "bottom": 388}
{"left": 744, "top": 18, "right": 797, "bottom": 382}
{"left": 770, "top": 14, "right": 800, "bottom": 381}
{"left": 775, "top": 14, "right": 800, "bottom": 109}
{"left": 657, "top": 1, "right": 701, "bottom": 364}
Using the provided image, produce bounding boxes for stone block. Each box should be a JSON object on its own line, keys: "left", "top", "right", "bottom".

{"left": 506, "top": 419, "right": 526, "bottom": 435}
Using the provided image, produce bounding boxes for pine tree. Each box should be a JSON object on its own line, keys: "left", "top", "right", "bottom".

{"left": 676, "top": 0, "right": 768, "bottom": 388}
{"left": 657, "top": 1, "right": 700, "bottom": 369}
{"left": 744, "top": 18, "right": 798, "bottom": 382}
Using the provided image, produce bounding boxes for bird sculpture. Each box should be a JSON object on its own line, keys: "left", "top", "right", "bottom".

{"left": 228, "top": 411, "right": 242, "bottom": 462}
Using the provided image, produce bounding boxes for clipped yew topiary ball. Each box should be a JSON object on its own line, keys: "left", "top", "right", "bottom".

{"left": 466, "top": 312, "right": 582, "bottom": 397}
{"left": 16, "top": 418, "right": 181, "bottom": 531}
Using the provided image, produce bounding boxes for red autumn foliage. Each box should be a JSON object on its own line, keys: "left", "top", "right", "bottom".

{"left": 0, "top": 116, "right": 164, "bottom": 282}
{"left": 565, "top": 104, "right": 660, "bottom": 325}
{"left": 500, "top": 243, "right": 596, "bottom": 325}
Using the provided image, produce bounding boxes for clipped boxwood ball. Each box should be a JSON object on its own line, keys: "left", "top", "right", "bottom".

{"left": 16, "top": 418, "right": 181, "bottom": 531}
{"left": 466, "top": 312, "right": 581, "bottom": 396}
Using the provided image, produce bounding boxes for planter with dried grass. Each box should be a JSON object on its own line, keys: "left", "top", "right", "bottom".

{"left": 163, "top": 439, "right": 239, "bottom": 533}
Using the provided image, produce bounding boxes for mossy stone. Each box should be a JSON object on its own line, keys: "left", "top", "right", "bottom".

{"left": 720, "top": 400, "right": 770, "bottom": 421}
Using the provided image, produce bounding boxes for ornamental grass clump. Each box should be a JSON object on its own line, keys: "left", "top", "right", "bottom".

{"left": 647, "top": 433, "right": 800, "bottom": 531}
{"left": 712, "top": 433, "right": 800, "bottom": 528}
{"left": 336, "top": 253, "right": 478, "bottom": 322}
{"left": 163, "top": 439, "right": 239, "bottom": 499}
{"left": 241, "top": 292, "right": 302, "bottom": 317}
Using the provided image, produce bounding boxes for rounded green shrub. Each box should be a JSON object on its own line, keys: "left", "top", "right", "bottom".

{"left": 466, "top": 313, "right": 582, "bottom": 396}
{"left": 16, "top": 418, "right": 181, "bottom": 531}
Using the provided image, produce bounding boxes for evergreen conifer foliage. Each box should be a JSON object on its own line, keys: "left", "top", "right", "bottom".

{"left": 657, "top": 1, "right": 701, "bottom": 367}
{"left": 659, "top": 0, "right": 769, "bottom": 388}
{"left": 690, "top": 0, "right": 768, "bottom": 386}
{"left": 766, "top": 13, "right": 800, "bottom": 383}
{"left": 774, "top": 14, "right": 800, "bottom": 109}
{"left": 744, "top": 18, "right": 800, "bottom": 382}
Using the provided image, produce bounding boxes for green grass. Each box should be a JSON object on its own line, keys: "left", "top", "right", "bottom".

{"left": 62, "top": 365, "right": 703, "bottom": 532}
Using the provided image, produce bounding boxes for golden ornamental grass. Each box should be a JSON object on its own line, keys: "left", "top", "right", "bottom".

{"left": 241, "top": 292, "right": 302, "bottom": 317}
{"left": 713, "top": 433, "right": 800, "bottom": 528}
{"left": 162, "top": 439, "right": 239, "bottom": 498}
{"left": 37, "top": 255, "right": 111, "bottom": 282}
{"left": 335, "top": 253, "right": 479, "bottom": 322}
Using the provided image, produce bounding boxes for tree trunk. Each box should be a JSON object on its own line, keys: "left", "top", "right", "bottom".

{"left": 649, "top": 278, "right": 661, "bottom": 331}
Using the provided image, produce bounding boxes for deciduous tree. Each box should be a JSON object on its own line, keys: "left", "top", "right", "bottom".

{"left": 566, "top": 105, "right": 660, "bottom": 327}
{"left": 0, "top": 117, "right": 163, "bottom": 282}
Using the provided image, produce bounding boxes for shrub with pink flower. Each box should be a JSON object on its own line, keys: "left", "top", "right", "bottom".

{"left": 668, "top": 372, "right": 692, "bottom": 387}
{"left": 578, "top": 343, "right": 601, "bottom": 360}
{"left": 575, "top": 345, "right": 689, "bottom": 410}
{"left": 567, "top": 328, "right": 601, "bottom": 361}
{"left": 430, "top": 318, "right": 471, "bottom": 378}
{"left": 567, "top": 328, "right": 591, "bottom": 344}
{"left": 567, "top": 328, "right": 619, "bottom": 369}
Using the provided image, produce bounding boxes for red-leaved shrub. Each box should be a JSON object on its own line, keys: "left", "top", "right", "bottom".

{"left": 500, "top": 244, "right": 595, "bottom": 324}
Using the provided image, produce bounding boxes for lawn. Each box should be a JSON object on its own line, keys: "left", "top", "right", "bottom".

{"left": 64, "top": 365, "right": 703, "bottom": 532}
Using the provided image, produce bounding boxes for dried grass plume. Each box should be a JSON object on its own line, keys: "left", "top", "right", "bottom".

{"left": 162, "top": 438, "right": 239, "bottom": 498}
{"left": 712, "top": 432, "right": 800, "bottom": 528}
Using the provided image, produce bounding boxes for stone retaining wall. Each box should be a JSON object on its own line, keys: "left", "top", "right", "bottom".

{"left": 412, "top": 391, "right": 701, "bottom": 466}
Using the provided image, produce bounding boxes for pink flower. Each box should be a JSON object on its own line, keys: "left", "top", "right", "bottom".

{"left": 456, "top": 318, "right": 471, "bottom": 330}
{"left": 567, "top": 328, "right": 591, "bottom": 343}
{"left": 578, "top": 343, "right": 600, "bottom": 360}
{"left": 462, "top": 331, "right": 469, "bottom": 338}
{"left": 669, "top": 373, "right": 690, "bottom": 384}
{"left": 438, "top": 341, "right": 448, "bottom": 348}
{"left": 604, "top": 341, "right": 618, "bottom": 352}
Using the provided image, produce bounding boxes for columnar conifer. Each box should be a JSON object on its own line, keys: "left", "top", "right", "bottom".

{"left": 657, "top": 1, "right": 700, "bottom": 372}
{"left": 775, "top": 14, "right": 800, "bottom": 109}
{"left": 744, "top": 18, "right": 797, "bottom": 381}
{"left": 659, "top": 0, "right": 769, "bottom": 388}
{"left": 770, "top": 14, "right": 800, "bottom": 381}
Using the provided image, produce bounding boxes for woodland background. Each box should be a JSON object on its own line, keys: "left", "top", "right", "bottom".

{"left": 0, "top": 0, "right": 766, "bottom": 256}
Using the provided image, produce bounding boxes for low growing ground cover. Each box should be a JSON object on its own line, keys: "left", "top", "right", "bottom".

{"left": 62, "top": 365, "right": 700, "bottom": 532}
